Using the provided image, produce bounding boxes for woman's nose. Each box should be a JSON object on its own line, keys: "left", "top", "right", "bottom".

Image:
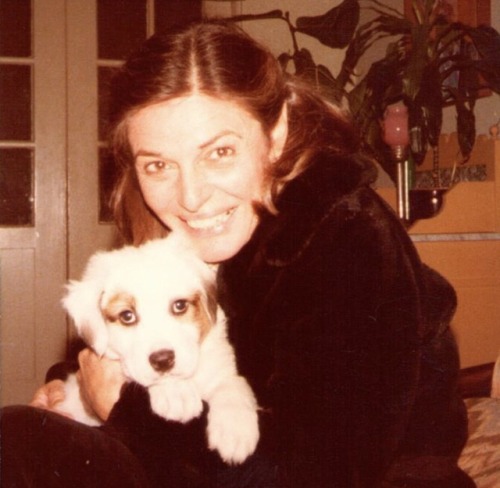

{"left": 178, "top": 169, "right": 211, "bottom": 212}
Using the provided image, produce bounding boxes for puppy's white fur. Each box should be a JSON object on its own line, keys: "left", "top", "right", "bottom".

{"left": 59, "top": 235, "right": 259, "bottom": 464}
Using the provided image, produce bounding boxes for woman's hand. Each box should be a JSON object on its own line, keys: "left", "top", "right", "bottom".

{"left": 30, "top": 379, "right": 72, "bottom": 417}
{"left": 77, "top": 348, "right": 126, "bottom": 421}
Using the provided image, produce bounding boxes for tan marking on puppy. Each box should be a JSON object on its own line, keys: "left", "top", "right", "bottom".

{"left": 202, "top": 278, "right": 218, "bottom": 324}
{"left": 102, "top": 292, "right": 138, "bottom": 326}
{"left": 172, "top": 293, "right": 215, "bottom": 340}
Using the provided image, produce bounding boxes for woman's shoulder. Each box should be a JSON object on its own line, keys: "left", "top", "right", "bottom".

{"left": 280, "top": 151, "right": 377, "bottom": 208}
{"left": 260, "top": 152, "right": 402, "bottom": 265}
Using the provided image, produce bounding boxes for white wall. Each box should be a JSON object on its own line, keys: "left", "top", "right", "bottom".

{"left": 203, "top": 0, "right": 346, "bottom": 76}
{"left": 204, "top": 0, "right": 500, "bottom": 136}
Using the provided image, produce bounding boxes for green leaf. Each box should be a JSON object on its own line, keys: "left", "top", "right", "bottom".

{"left": 292, "top": 48, "right": 318, "bottom": 77}
{"left": 456, "top": 103, "right": 476, "bottom": 161}
{"left": 468, "top": 26, "right": 500, "bottom": 93}
{"left": 416, "top": 64, "right": 442, "bottom": 147}
{"left": 277, "top": 52, "right": 293, "bottom": 72}
{"left": 403, "top": 23, "right": 432, "bottom": 100}
{"left": 371, "top": 13, "right": 412, "bottom": 37}
{"left": 471, "top": 60, "right": 500, "bottom": 93}
{"left": 296, "top": 0, "right": 360, "bottom": 48}
{"left": 362, "top": 54, "right": 404, "bottom": 109}
{"left": 468, "top": 25, "right": 500, "bottom": 59}
{"left": 291, "top": 49, "right": 342, "bottom": 101}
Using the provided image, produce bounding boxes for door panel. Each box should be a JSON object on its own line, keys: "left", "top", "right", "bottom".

{"left": 0, "top": 0, "right": 67, "bottom": 405}
{"left": 0, "top": 248, "right": 37, "bottom": 404}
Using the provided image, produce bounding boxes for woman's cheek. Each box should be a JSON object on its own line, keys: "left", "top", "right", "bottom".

{"left": 142, "top": 181, "right": 176, "bottom": 215}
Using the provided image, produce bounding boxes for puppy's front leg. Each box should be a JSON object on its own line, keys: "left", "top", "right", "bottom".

{"left": 149, "top": 378, "right": 203, "bottom": 424}
{"left": 206, "top": 375, "right": 260, "bottom": 464}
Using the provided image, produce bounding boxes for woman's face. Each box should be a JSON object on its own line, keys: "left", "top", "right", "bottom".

{"left": 128, "top": 94, "right": 286, "bottom": 263}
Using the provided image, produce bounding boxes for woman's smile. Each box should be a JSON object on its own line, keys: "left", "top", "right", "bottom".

{"left": 183, "top": 208, "right": 236, "bottom": 233}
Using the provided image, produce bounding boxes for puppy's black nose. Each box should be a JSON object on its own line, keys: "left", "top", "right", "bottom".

{"left": 149, "top": 349, "right": 175, "bottom": 372}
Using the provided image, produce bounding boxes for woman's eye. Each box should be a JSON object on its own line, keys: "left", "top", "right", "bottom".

{"left": 171, "top": 299, "right": 189, "bottom": 315}
{"left": 118, "top": 310, "right": 137, "bottom": 325}
{"left": 143, "top": 160, "right": 167, "bottom": 174}
{"left": 207, "top": 146, "right": 234, "bottom": 162}
{"left": 140, "top": 159, "right": 178, "bottom": 176}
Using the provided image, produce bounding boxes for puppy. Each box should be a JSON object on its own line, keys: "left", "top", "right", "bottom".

{"left": 59, "top": 235, "right": 259, "bottom": 464}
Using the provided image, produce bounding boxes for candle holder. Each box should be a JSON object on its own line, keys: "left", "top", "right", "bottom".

{"left": 383, "top": 103, "right": 410, "bottom": 220}
{"left": 407, "top": 188, "right": 445, "bottom": 223}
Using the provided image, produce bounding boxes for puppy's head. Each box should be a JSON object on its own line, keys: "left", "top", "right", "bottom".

{"left": 62, "top": 235, "right": 219, "bottom": 385}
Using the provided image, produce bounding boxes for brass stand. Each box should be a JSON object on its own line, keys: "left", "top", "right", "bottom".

{"left": 393, "top": 146, "right": 410, "bottom": 221}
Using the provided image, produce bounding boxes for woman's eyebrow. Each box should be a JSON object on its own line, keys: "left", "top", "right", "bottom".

{"left": 134, "top": 149, "right": 161, "bottom": 158}
{"left": 198, "top": 130, "right": 242, "bottom": 150}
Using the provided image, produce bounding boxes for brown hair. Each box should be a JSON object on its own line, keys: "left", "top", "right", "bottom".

{"left": 108, "top": 20, "right": 359, "bottom": 245}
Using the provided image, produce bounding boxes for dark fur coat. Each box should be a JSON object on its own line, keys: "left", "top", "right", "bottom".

{"left": 103, "top": 152, "right": 473, "bottom": 487}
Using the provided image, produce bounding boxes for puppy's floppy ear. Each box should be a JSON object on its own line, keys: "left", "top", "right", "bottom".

{"left": 202, "top": 277, "right": 218, "bottom": 325}
{"left": 194, "top": 279, "right": 219, "bottom": 340}
{"left": 62, "top": 254, "right": 110, "bottom": 356}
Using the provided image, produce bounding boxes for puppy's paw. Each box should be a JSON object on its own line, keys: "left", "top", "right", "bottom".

{"left": 207, "top": 393, "right": 260, "bottom": 464}
{"left": 149, "top": 379, "right": 203, "bottom": 423}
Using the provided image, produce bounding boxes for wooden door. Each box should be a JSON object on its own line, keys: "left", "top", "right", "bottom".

{"left": 0, "top": 0, "right": 68, "bottom": 405}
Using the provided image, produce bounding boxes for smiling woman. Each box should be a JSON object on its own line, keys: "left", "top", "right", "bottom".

{"left": 127, "top": 94, "right": 287, "bottom": 263}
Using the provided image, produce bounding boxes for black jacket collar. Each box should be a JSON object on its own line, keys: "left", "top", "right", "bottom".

{"left": 226, "top": 151, "right": 377, "bottom": 271}
{"left": 256, "top": 151, "right": 377, "bottom": 266}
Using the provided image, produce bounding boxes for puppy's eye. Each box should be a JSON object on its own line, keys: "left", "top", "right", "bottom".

{"left": 118, "top": 310, "right": 137, "bottom": 325}
{"left": 171, "top": 299, "right": 189, "bottom": 315}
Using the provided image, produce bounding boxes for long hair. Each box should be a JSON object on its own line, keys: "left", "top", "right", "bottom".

{"left": 108, "top": 20, "right": 359, "bottom": 245}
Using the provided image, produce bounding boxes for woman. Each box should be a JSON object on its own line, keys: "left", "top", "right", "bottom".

{"left": 1, "top": 21, "right": 474, "bottom": 487}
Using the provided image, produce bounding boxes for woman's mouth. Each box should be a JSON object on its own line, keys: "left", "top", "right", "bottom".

{"left": 184, "top": 208, "right": 235, "bottom": 232}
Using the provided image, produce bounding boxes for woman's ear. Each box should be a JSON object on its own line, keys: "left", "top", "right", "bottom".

{"left": 269, "top": 103, "right": 288, "bottom": 162}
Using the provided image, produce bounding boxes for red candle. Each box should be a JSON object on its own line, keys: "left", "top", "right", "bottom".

{"left": 383, "top": 103, "right": 409, "bottom": 148}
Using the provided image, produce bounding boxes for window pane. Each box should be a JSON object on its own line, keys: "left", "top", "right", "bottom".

{"left": 155, "top": 0, "right": 202, "bottom": 32}
{"left": 98, "top": 0, "right": 147, "bottom": 60}
{"left": 99, "top": 147, "right": 119, "bottom": 223}
{"left": 0, "top": 0, "right": 31, "bottom": 57}
{"left": 98, "top": 66, "right": 119, "bottom": 141}
{"left": 0, "top": 64, "right": 32, "bottom": 141}
{"left": 0, "top": 148, "right": 34, "bottom": 226}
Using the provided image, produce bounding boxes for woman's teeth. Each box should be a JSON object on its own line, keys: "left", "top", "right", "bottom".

{"left": 186, "top": 209, "right": 234, "bottom": 230}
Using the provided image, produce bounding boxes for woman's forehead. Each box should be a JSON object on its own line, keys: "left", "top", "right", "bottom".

{"left": 127, "top": 94, "right": 265, "bottom": 151}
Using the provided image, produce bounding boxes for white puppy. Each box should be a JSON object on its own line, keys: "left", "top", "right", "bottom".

{"left": 59, "top": 235, "right": 259, "bottom": 465}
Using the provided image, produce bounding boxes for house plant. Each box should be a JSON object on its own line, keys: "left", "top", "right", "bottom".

{"left": 225, "top": 0, "right": 500, "bottom": 218}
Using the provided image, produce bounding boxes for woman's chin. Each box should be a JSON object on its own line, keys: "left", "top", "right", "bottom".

{"left": 170, "top": 208, "right": 257, "bottom": 263}
{"left": 196, "top": 238, "right": 240, "bottom": 264}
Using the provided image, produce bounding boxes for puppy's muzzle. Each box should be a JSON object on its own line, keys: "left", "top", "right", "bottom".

{"left": 149, "top": 349, "right": 175, "bottom": 373}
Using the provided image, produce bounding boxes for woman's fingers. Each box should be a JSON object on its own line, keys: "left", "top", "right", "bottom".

{"left": 29, "top": 379, "right": 76, "bottom": 419}
{"left": 29, "top": 379, "right": 67, "bottom": 409}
